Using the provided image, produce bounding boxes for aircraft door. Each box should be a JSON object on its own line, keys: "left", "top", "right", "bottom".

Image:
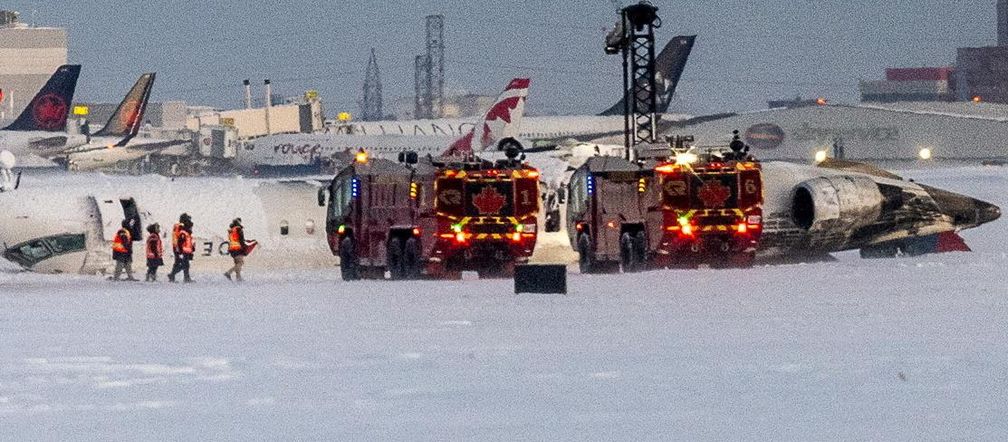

{"left": 91, "top": 196, "right": 142, "bottom": 241}
{"left": 120, "top": 198, "right": 143, "bottom": 240}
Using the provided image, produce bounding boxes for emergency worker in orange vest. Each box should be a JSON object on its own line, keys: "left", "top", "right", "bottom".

{"left": 111, "top": 219, "right": 138, "bottom": 281}
{"left": 145, "top": 223, "right": 164, "bottom": 282}
{"left": 168, "top": 213, "right": 195, "bottom": 283}
{"left": 224, "top": 218, "right": 248, "bottom": 282}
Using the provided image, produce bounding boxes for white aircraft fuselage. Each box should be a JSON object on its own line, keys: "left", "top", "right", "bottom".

{"left": 0, "top": 174, "right": 337, "bottom": 274}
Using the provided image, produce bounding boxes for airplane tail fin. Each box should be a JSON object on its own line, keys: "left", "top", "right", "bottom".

{"left": 3, "top": 65, "right": 82, "bottom": 132}
{"left": 599, "top": 35, "right": 696, "bottom": 116}
{"left": 94, "top": 73, "right": 155, "bottom": 144}
{"left": 443, "top": 78, "right": 530, "bottom": 156}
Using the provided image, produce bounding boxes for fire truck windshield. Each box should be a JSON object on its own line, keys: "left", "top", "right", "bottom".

{"left": 436, "top": 179, "right": 514, "bottom": 217}
{"left": 663, "top": 172, "right": 740, "bottom": 210}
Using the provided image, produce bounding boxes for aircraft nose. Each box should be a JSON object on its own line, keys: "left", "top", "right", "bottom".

{"left": 923, "top": 184, "right": 1002, "bottom": 229}
{"left": 977, "top": 200, "right": 1001, "bottom": 226}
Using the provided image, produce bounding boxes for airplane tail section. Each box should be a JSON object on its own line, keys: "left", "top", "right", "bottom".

{"left": 94, "top": 73, "right": 155, "bottom": 144}
{"left": 599, "top": 35, "right": 696, "bottom": 116}
{"left": 443, "top": 78, "right": 529, "bottom": 156}
{"left": 3, "top": 65, "right": 82, "bottom": 132}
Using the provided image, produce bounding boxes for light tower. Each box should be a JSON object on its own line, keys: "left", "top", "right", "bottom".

{"left": 361, "top": 48, "right": 383, "bottom": 121}
{"left": 425, "top": 14, "right": 445, "bottom": 118}
{"left": 414, "top": 54, "right": 429, "bottom": 119}
{"left": 414, "top": 15, "right": 445, "bottom": 119}
{"left": 605, "top": 2, "right": 661, "bottom": 160}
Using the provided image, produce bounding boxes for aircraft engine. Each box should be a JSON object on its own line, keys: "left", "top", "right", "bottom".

{"left": 791, "top": 175, "right": 884, "bottom": 236}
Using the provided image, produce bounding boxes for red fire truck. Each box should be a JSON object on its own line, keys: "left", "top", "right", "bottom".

{"left": 651, "top": 151, "right": 763, "bottom": 268}
{"left": 565, "top": 156, "right": 656, "bottom": 273}
{"left": 321, "top": 151, "right": 540, "bottom": 280}
{"left": 566, "top": 147, "right": 763, "bottom": 272}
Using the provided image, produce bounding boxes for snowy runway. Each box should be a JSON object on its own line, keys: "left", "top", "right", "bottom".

{"left": 1, "top": 165, "right": 1006, "bottom": 439}
{"left": 1, "top": 253, "right": 1007, "bottom": 439}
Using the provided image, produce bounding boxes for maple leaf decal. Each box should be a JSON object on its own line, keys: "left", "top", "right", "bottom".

{"left": 33, "top": 93, "right": 68, "bottom": 131}
{"left": 471, "top": 186, "right": 507, "bottom": 215}
{"left": 697, "top": 180, "right": 731, "bottom": 208}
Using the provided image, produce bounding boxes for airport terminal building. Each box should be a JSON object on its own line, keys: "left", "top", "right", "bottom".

{"left": 669, "top": 102, "right": 1008, "bottom": 163}
{"left": 0, "top": 11, "right": 67, "bottom": 120}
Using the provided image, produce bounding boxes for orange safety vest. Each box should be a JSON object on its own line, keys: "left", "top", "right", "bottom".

{"left": 112, "top": 228, "right": 132, "bottom": 254}
{"left": 146, "top": 234, "right": 163, "bottom": 259}
{"left": 178, "top": 229, "right": 194, "bottom": 254}
{"left": 171, "top": 223, "right": 182, "bottom": 250}
{"left": 228, "top": 226, "right": 243, "bottom": 252}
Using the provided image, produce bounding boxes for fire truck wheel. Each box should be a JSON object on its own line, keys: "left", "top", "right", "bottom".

{"left": 634, "top": 231, "right": 647, "bottom": 268}
{"left": 404, "top": 237, "right": 421, "bottom": 279}
{"left": 387, "top": 237, "right": 404, "bottom": 280}
{"left": 577, "top": 234, "right": 595, "bottom": 274}
{"left": 620, "top": 233, "right": 638, "bottom": 273}
{"left": 340, "top": 237, "right": 360, "bottom": 281}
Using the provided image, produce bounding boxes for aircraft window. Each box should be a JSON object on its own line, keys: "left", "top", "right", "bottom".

{"left": 4, "top": 239, "right": 51, "bottom": 267}
{"left": 1, "top": 234, "right": 82, "bottom": 268}
{"left": 280, "top": 220, "right": 290, "bottom": 236}
{"left": 46, "top": 234, "right": 86, "bottom": 255}
{"left": 305, "top": 219, "right": 316, "bottom": 235}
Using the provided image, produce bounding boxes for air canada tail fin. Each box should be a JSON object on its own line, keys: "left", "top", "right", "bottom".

{"left": 599, "top": 35, "right": 696, "bottom": 116}
{"left": 94, "top": 73, "right": 155, "bottom": 143}
{"left": 443, "top": 78, "right": 529, "bottom": 157}
{"left": 3, "top": 65, "right": 82, "bottom": 132}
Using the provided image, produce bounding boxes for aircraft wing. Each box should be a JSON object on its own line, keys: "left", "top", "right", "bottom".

{"left": 817, "top": 158, "right": 905, "bottom": 181}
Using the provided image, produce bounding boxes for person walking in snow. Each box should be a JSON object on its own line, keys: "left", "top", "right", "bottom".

{"left": 111, "top": 219, "right": 138, "bottom": 281}
{"left": 224, "top": 218, "right": 248, "bottom": 282}
{"left": 145, "top": 223, "right": 164, "bottom": 282}
{"left": 168, "top": 213, "right": 195, "bottom": 283}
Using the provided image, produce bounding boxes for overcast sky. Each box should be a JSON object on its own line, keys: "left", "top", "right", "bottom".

{"left": 7, "top": 0, "right": 996, "bottom": 115}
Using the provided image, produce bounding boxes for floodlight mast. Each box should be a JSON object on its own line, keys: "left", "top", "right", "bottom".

{"left": 605, "top": 1, "right": 661, "bottom": 161}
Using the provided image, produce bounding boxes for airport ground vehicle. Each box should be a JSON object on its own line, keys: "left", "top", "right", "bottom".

{"left": 321, "top": 150, "right": 540, "bottom": 280}
{"left": 566, "top": 146, "right": 763, "bottom": 272}
{"left": 565, "top": 156, "right": 656, "bottom": 273}
{"left": 650, "top": 152, "right": 763, "bottom": 268}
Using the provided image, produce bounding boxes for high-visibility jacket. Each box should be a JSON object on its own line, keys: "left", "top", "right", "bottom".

{"left": 146, "top": 234, "right": 163, "bottom": 259}
{"left": 228, "top": 226, "right": 244, "bottom": 253}
{"left": 171, "top": 223, "right": 183, "bottom": 252}
{"left": 112, "top": 228, "right": 132, "bottom": 254}
{"left": 178, "top": 229, "right": 194, "bottom": 255}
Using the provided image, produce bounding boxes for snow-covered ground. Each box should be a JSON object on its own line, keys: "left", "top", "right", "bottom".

{"left": 0, "top": 165, "right": 1006, "bottom": 439}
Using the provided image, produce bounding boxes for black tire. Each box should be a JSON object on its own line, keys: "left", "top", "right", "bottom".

{"left": 620, "top": 232, "right": 638, "bottom": 273}
{"left": 387, "top": 237, "right": 404, "bottom": 280}
{"left": 404, "top": 237, "right": 421, "bottom": 279}
{"left": 340, "top": 236, "right": 359, "bottom": 281}
{"left": 577, "top": 234, "right": 595, "bottom": 274}
{"left": 634, "top": 231, "right": 647, "bottom": 269}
